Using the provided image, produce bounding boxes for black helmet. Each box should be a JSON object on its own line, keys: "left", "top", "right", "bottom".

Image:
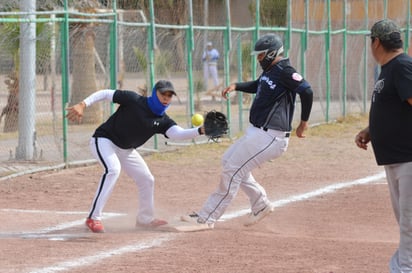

{"left": 252, "top": 33, "right": 284, "bottom": 70}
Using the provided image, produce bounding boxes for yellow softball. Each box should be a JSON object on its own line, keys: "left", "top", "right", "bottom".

{"left": 191, "top": 113, "right": 204, "bottom": 127}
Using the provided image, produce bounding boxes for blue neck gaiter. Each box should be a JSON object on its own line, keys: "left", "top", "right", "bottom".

{"left": 147, "top": 87, "right": 169, "bottom": 116}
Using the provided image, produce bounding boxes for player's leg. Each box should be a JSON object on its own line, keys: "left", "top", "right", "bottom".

{"left": 221, "top": 131, "right": 249, "bottom": 167}
{"left": 120, "top": 149, "right": 166, "bottom": 227}
{"left": 240, "top": 173, "right": 270, "bottom": 214}
{"left": 210, "top": 65, "right": 219, "bottom": 90}
{"left": 224, "top": 141, "right": 270, "bottom": 212}
{"left": 88, "top": 137, "right": 121, "bottom": 220}
{"left": 388, "top": 162, "right": 412, "bottom": 272}
{"left": 86, "top": 137, "right": 121, "bottom": 232}
{"left": 240, "top": 174, "right": 274, "bottom": 226}
{"left": 197, "top": 126, "right": 288, "bottom": 223}
{"left": 203, "top": 62, "right": 209, "bottom": 90}
{"left": 238, "top": 128, "right": 289, "bottom": 225}
{"left": 194, "top": 132, "right": 250, "bottom": 223}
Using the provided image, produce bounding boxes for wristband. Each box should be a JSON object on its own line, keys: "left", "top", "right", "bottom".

{"left": 198, "top": 127, "right": 203, "bottom": 135}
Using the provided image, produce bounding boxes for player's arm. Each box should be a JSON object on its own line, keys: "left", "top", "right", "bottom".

{"left": 165, "top": 125, "right": 203, "bottom": 140}
{"left": 222, "top": 80, "right": 258, "bottom": 99}
{"left": 295, "top": 82, "right": 313, "bottom": 138}
{"left": 281, "top": 66, "right": 313, "bottom": 137}
{"left": 66, "top": 89, "right": 115, "bottom": 123}
{"left": 213, "top": 49, "right": 220, "bottom": 60}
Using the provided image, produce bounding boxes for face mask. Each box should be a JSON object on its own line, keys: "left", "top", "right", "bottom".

{"left": 147, "top": 87, "right": 170, "bottom": 116}
{"left": 259, "top": 58, "right": 273, "bottom": 70}
{"left": 258, "top": 48, "right": 281, "bottom": 70}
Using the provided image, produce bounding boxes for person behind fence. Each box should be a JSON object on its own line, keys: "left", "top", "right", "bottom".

{"left": 355, "top": 19, "right": 412, "bottom": 273}
{"left": 181, "top": 33, "right": 313, "bottom": 229}
{"left": 202, "top": 41, "right": 220, "bottom": 99}
{"left": 66, "top": 80, "right": 206, "bottom": 233}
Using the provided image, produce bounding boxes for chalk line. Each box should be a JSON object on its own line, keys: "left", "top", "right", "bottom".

{"left": 27, "top": 171, "right": 386, "bottom": 273}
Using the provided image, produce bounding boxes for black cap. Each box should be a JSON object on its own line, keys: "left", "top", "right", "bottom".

{"left": 154, "top": 80, "right": 176, "bottom": 95}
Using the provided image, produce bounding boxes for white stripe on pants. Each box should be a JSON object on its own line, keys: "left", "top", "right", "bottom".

{"left": 386, "top": 161, "right": 412, "bottom": 273}
{"left": 198, "top": 125, "right": 289, "bottom": 224}
{"left": 89, "top": 137, "right": 155, "bottom": 224}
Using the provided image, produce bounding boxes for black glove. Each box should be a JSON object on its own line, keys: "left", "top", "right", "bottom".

{"left": 203, "top": 110, "right": 228, "bottom": 141}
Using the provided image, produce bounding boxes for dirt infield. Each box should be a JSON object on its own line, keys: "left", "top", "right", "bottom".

{"left": 0, "top": 115, "right": 398, "bottom": 273}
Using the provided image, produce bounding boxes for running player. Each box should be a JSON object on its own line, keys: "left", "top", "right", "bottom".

{"left": 181, "top": 33, "right": 314, "bottom": 229}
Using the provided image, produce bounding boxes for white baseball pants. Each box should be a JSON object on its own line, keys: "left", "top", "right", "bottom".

{"left": 203, "top": 62, "right": 219, "bottom": 90}
{"left": 198, "top": 125, "right": 289, "bottom": 224}
{"left": 88, "top": 137, "right": 156, "bottom": 224}
{"left": 387, "top": 161, "right": 412, "bottom": 273}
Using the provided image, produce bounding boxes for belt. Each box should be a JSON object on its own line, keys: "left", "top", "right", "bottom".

{"left": 253, "top": 124, "right": 290, "bottom": 137}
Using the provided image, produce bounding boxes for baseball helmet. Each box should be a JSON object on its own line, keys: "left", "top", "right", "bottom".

{"left": 251, "top": 33, "right": 284, "bottom": 70}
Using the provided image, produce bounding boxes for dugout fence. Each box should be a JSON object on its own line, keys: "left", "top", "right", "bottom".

{"left": 0, "top": 0, "right": 411, "bottom": 178}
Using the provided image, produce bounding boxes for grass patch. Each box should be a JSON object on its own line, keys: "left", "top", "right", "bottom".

{"left": 148, "top": 113, "right": 370, "bottom": 162}
{"left": 147, "top": 140, "right": 231, "bottom": 162}
{"left": 307, "top": 113, "right": 369, "bottom": 137}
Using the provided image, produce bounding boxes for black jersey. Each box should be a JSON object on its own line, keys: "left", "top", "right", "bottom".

{"left": 236, "top": 58, "right": 312, "bottom": 131}
{"left": 93, "top": 90, "right": 176, "bottom": 149}
{"left": 369, "top": 53, "right": 412, "bottom": 165}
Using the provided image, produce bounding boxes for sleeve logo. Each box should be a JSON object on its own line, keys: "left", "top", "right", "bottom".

{"left": 292, "top": 73, "right": 303, "bottom": 82}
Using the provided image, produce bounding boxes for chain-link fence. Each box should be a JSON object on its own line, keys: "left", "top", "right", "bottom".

{"left": 0, "top": 0, "right": 411, "bottom": 178}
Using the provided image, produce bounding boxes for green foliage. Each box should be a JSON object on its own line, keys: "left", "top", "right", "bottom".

{"left": 133, "top": 46, "right": 148, "bottom": 71}
{"left": 134, "top": 0, "right": 188, "bottom": 24}
{"left": 0, "top": 17, "right": 52, "bottom": 71}
{"left": 133, "top": 47, "right": 172, "bottom": 77}
{"left": 194, "top": 78, "right": 204, "bottom": 92}
{"left": 193, "top": 78, "right": 204, "bottom": 110}
{"left": 155, "top": 50, "right": 173, "bottom": 76}
{"left": 241, "top": 42, "right": 252, "bottom": 80}
{"left": 0, "top": 22, "right": 19, "bottom": 57}
{"left": 249, "top": 0, "right": 287, "bottom": 26}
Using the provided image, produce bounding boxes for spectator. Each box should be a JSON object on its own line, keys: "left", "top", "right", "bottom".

{"left": 355, "top": 19, "right": 412, "bottom": 273}
{"left": 202, "top": 42, "right": 220, "bottom": 100}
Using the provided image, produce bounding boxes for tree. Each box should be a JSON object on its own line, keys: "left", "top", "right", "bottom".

{"left": 69, "top": 0, "right": 103, "bottom": 124}
{"left": 249, "top": 0, "right": 287, "bottom": 27}
{"left": 0, "top": 21, "right": 19, "bottom": 132}
{"left": 135, "top": 0, "right": 191, "bottom": 71}
{"left": 0, "top": 14, "right": 51, "bottom": 132}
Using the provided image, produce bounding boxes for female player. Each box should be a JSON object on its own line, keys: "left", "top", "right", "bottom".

{"left": 66, "top": 80, "right": 204, "bottom": 233}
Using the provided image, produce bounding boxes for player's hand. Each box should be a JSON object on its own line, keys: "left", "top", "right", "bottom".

{"left": 66, "top": 102, "right": 86, "bottom": 123}
{"left": 355, "top": 127, "right": 370, "bottom": 150}
{"left": 221, "top": 84, "right": 236, "bottom": 99}
{"left": 295, "top": 120, "right": 308, "bottom": 138}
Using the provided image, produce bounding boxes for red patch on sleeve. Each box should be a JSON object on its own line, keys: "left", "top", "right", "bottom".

{"left": 292, "top": 73, "right": 303, "bottom": 81}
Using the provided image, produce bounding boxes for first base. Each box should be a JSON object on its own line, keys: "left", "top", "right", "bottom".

{"left": 158, "top": 223, "right": 212, "bottom": 232}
